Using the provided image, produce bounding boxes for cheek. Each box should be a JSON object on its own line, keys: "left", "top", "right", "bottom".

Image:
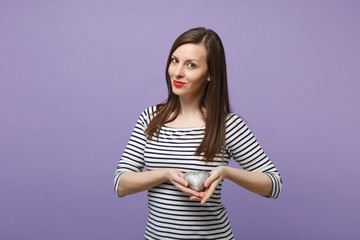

{"left": 168, "top": 65, "right": 175, "bottom": 76}
{"left": 188, "top": 72, "right": 206, "bottom": 84}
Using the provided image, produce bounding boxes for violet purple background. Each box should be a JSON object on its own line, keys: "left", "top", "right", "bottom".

{"left": 1, "top": 1, "right": 359, "bottom": 239}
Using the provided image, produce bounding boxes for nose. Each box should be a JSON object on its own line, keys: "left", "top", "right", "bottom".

{"left": 174, "top": 64, "right": 184, "bottom": 78}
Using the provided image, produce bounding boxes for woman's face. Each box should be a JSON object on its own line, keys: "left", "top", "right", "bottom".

{"left": 168, "top": 43, "right": 210, "bottom": 100}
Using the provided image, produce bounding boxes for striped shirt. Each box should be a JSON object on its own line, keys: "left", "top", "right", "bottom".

{"left": 114, "top": 106, "right": 282, "bottom": 239}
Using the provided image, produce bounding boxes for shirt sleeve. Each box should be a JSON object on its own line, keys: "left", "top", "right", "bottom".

{"left": 225, "top": 113, "right": 283, "bottom": 199}
{"left": 113, "top": 107, "right": 153, "bottom": 196}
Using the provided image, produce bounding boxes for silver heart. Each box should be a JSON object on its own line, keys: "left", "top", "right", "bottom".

{"left": 184, "top": 171, "right": 209, "bottom": 191}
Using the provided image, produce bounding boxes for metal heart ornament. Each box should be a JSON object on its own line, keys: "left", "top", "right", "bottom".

{"left": 184, "top": 171, "right": 209, "bottom": 191}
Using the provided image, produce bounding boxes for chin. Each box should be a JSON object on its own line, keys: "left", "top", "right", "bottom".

{"left": 171, "top": 87, "right": 184, "bottom": 96}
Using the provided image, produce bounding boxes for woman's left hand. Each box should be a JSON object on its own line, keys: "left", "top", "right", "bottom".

{"left": 190, "top": 166, "right": 227, "bottom": 205}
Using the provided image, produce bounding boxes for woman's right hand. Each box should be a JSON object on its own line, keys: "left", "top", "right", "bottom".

{"left": 167, "top": 170, "right": 202, "bottom": 198}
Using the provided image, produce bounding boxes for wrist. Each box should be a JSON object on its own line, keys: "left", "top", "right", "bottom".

{"left": 152, "top": 169, "right": 170, "bottom": 183}
{"left": 162, "top": 169, "right": 169, "bottom": 182}
{"left": 164, "top": 169, "right": 174, "bottom": 182}
{"left": 223, "top": 166, "right": 230, "bottom": 179}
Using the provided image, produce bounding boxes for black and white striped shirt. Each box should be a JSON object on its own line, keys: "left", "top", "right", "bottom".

{"left": 114, "top": 106, "right": 282, "bottom": 239}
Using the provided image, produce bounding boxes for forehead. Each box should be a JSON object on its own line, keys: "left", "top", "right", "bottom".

{"left": 172, "top": 43, "right": 207, "bottom": 61}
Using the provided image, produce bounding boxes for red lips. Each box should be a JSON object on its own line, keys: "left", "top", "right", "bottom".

{"left": 173, "top": 80, "right": 185, "bottom": 87}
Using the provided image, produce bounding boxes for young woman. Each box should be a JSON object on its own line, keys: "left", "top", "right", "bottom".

{"left": 114, "top": 27, "right": 282, "bottom": 239}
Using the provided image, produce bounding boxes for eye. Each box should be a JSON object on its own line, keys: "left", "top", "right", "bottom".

{"left": 187, "top": 63, "right": 196, "bottom": 68}
{"left": 170, "top": 57, "right": 178, "bottom": 63}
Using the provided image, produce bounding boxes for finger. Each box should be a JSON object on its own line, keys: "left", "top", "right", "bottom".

{"left": 204, "top": 172, "right": 218, "bottom": 188}
{"left": 185, "top": 188, "right": 203, "bottom": 197}
{"left": 174, "top": 183, "right": 201, "bottom": 197}
{"left": 190, "top": 196, "right": 203, "bottom": 201}
{"left": 198, "top": 191, "right": 206, "bottom": 198}
{"left": 201, "top": 181, "right": 219, "bottom": 205}
{"left": 173, "top": 174, "right": 188, "bottom": 187}
{"left": 189, "top": 192, "right": 205, "bottom": 201}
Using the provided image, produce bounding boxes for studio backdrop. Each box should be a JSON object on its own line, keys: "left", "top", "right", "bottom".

{"left": 1, "top": 1, "right": 359, "bottom": 239}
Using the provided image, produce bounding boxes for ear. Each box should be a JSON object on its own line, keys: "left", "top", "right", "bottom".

{"left": 207, "top": 74, "right": 211, "bottom": 82}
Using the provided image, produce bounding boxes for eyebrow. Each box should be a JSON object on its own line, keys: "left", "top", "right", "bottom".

{"left": 171, "top": 55, "right": 200, "bottom": 63}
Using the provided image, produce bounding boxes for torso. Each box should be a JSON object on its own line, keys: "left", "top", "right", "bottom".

{"left": 115, "top": 105, "right": 281, "bottom": 239}
{"left": 144, "top": 124, "right": 234, "bottom": 240}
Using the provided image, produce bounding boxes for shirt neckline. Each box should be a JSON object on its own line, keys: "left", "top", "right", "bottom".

{"left": 162, "top": 125, "right": 205, "bottom": 131}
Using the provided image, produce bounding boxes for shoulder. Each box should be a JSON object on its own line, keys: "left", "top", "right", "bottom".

{"left": 225, "top": 112, "right": 246, "bottom": 127}
{"left": 225, "top": 112, "right": 250, "bottom": 134}
{"left": 137, "top": 105, "right": 160, "bottom": 126}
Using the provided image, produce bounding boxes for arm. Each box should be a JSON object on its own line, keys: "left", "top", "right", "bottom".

{"left": 117, "top": 169, "right": 202, "bottom": 198}
{"left": 225, "top": 114, "right": 282, "bottom": 198}
{"left": 224, "top": 166, "right": 272, "bottom": 197}
{"left": 192, "top": 114, "right": 282, "bottom": 204}
{"left": 117, "top": 170, "right": 168, "bottom": 197}
{"left": 193, "top": 166, "right": 272, "bottom": 204}
{"left": 114, "top": 107, "right": 202, "bottom": 198}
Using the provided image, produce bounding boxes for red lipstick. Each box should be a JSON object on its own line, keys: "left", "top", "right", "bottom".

{"left": 173, "top": 80, "right": 185, "bottom": 87}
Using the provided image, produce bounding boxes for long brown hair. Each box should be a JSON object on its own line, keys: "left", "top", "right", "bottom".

{"left": 145, "top": 27, "right": 231, "bottom": 162}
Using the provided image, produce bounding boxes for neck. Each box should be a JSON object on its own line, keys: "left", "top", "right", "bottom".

{"left": 178, "top": 95, "right": 202, "bottom": 116}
